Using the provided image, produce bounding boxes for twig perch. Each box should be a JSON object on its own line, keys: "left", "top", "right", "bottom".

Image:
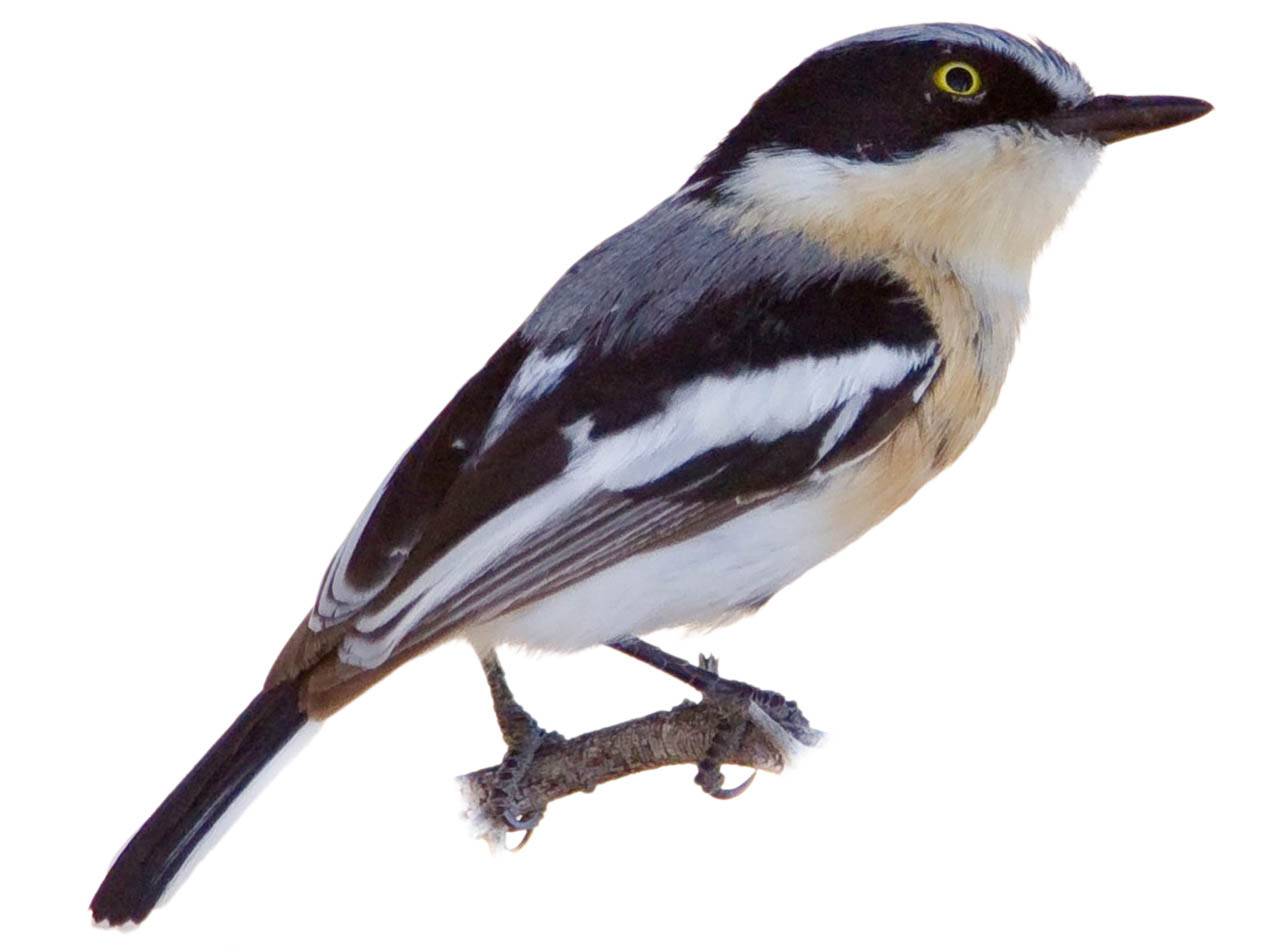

{"left": 459, "top": 691, "right": 822, "bottom": 847}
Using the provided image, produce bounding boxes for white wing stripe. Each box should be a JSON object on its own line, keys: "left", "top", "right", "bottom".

{"left": 348, "top": 475, "right": 594, "bottom": 652}
{"left": 339, "top": 342, "right": 931, "bottom": 668}
{"left": 481, "top": 346, "right": 579, "bottom": 450}
{"left": 570, "top": 343, "right": 932, "bottom": 491}
{"left": 816, "top": 392, "right": 870, "bottom": 461}
{"left": 311, "top": 452, "right": 407, "bottom": 630}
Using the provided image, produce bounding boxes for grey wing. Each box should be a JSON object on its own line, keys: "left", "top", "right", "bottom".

{"left": 308, "top": 196, "right": 942, "bottom": 669}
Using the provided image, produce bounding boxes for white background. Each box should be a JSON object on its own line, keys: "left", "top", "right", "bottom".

{"left": 2, "top": 2, "right": 1264, "bottom": 949}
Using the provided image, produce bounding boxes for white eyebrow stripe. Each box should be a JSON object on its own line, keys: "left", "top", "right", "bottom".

{"left": 828, "top": 24, "right": 1092, "bottom": 105}
{"left": 339, "top": 341, "right": 933, "bottom": 668}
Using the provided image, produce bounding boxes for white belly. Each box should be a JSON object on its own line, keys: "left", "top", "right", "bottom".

{"left": 464, "top": 476, "right": 851, "bottom": 654}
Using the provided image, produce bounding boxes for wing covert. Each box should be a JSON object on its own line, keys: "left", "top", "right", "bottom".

{"left": 315, "top": 261, "right": 940, "bottom": 669}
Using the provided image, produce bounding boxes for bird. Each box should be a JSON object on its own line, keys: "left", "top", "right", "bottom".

{"left": 90, "top": 23, "right": 1211, "bottom": 926}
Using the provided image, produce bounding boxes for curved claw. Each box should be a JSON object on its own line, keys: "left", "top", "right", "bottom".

{"left": 707, "top": 769, "right": 757, "bottom": 800}
{"left": 507, "top": 826, "right": 536, "bottom": 852}
{"left": 501, "top": 807, "right": 542, "bottom": 832}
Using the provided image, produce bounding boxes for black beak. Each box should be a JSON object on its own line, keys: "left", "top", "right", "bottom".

{"left": 1040, "top": 95, "right": 1212, "bottom": 144}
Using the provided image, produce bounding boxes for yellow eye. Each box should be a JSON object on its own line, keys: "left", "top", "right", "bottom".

{"left": 933, "top": 61, "right": 983, "bottom": 97}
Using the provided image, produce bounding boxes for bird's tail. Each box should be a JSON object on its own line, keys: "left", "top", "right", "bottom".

{"left": 90, "top": 678, "right": 309, "bottom": 926}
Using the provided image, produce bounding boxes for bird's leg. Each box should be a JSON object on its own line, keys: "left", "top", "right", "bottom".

{"left": 610, "top": 638, "right": 822, "bottom": 798}
{"left": 478, "top": 650, "right": 563, "bottom": 838}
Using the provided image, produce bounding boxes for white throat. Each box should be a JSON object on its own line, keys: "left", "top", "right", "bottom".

{"left": 711, "top": 125, "right": 1100, "bottom": 383}
{"left": 717, "top": 125, "right": 1100, "bottom": 287}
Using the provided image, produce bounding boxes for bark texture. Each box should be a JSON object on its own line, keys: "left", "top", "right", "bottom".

{"left": 459, "top": 693, "right": 819, "bottom": 846}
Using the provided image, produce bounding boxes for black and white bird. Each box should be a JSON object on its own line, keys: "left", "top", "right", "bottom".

{"left": 91, "top": 23, "right": 1210, "bottom": 925}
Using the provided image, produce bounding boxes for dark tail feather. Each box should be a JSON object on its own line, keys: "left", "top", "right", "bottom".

{"left": 91, "top": 679, "right": 308, "bottom": 926}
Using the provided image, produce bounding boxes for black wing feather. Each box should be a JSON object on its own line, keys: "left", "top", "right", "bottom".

{"left": 310, "top": 263, "right": 940, "bottom": 654}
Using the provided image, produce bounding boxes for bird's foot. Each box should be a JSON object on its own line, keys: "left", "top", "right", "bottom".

{"left": 476, "top": 652, "right": 563, "bottom": 848}
{"left": 488, "top": 717, "right": 563, "bottom": 844}
{"left": 691, "top": 653, "right": 823, "bottom": 800}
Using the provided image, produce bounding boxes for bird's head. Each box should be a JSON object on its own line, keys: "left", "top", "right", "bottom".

{"left": 692, "top": 24, "right": 1211, "bottom": 280}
